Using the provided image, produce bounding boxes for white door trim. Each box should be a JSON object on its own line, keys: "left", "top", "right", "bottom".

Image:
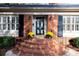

{"left": 2, "top": 12, "right": 79, "bottom": 15}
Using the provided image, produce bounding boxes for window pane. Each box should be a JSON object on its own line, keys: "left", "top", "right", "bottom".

{"left": 12, "top": 17, "right": 15, "bottom": 23}
{"left": 63, "top": 20, "right": 65, "bottom": 23}
{"left": 72, "top": 24, "right": 74, "bottom": 31}
{"left": 16, "top": 17, "right": 19, "bottom": 23}
{"left": 67, "top": 19, "right": 70, "bottom": 23}
{"left": 67, "top": 17, "right": 70, "bottom": 23}
{"left": 7, "top": 17, "right": 10, "bottom": 23}
{"left": 16, "top": 24, "right": 19, "bottom": 30}
{"left": 0, "top": 17, "right": 1, "bottom": 23}
{"left": 3, "top": 24, "right": 6, "bottom": 30}
{"left": 63, "top": 16, "right": 79, "bottom": 32}
{"left": 63, "top": 24, "right": 65, "bottom": 31}
{"left": 66, "top": 25, "right": 70, "bottom": 30}
{"left": 3, "top": 17, "right": 6, "bottom": 23}
{"left": 12, "top": 24, "right": 15, "bottom": 30}
{"left": 72, "top": 17, "right": 74, "bottom": 23}
{"left": 8, "top": 24, "right": 10, "bottom": 30}
{"left": 75, "top": 18, "right": 79, "bottom": 23}
{"left": 75, "top": 24, "right": 79, "bottom": 31}
{"left": 63, "top": 17, "right": 65, "bottom": 23}
{"left": 0, "top": 15, "right": 19, "bottom": 36}
{"left": 0, "top": 24, "right": 1, "bottom": 30}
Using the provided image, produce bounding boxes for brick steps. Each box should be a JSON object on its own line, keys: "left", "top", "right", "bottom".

{"left": 15, "top": 38, "right": 66, "bottom": 56}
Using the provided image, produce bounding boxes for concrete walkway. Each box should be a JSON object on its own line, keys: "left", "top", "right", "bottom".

{"left": 63, "top": 48, "right": 79, "bottom": 56}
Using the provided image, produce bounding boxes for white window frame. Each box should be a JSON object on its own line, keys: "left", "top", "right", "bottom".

{"left": 0, "top": 15, "right": 19, "bottom": 37}
{"left": 63, "top": 16, "right": 79, "bottom": 37}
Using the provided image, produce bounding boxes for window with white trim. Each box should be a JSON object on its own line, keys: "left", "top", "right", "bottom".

{"left": 0, "top": 15, "right": 19, "bottom": 37}
{"left": 63, "top": 16, "right": 79, "bottom": 37}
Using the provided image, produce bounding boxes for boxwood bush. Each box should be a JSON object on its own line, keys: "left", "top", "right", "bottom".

{"left": 0, "top": 36, "right": 16, "bottom": 48}
{"left": 69, "top": 37, "right": 79, "bottom": 48}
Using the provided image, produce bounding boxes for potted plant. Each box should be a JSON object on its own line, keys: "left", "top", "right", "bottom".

{"left": 27, "top": 32, "right": 35, "bottom": 40}
{"left": 45, "top": 32, "right": 54, "bottom": 39}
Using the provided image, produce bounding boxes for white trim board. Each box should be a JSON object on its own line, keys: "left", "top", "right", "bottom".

{"left": 1, "top": 12, "right": 79, "bottom": 15}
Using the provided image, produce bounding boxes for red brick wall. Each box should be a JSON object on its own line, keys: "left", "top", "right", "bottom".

{"left": 24, "top": 15, "right": 32, "bottom": 37}
{"left": 47, "top": 15, "right": 58, "bottom": 36}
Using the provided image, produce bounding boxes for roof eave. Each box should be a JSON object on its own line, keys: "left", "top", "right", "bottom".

{"left": 0, "top": 8, "right": 79, "bottom": 12}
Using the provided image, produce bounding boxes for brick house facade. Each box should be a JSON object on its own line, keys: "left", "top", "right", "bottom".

{"left": 0, "top": 3, "right": 79, "bottom": 40}
{"left": 23, "top": 15, "right": 58, "bottom": 38}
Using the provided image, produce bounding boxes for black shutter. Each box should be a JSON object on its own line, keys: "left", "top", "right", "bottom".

{"left": 58, "top": 15, "right": 63, "bottom": 37}
{"left": 19, "top": 15, "right": 24, "bottom": 37}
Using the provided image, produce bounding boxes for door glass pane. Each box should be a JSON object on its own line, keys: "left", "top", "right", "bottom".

{"left": 37, "top": 30, "right": 39, "bottom": 34}
{"left": 41, "top": 21, "right": 43, "bottom": 28}
{"left": 37, "top": 21, "right": 39, "bottom": 28}
{"left": 36, "top": 17, "right": 44, "bottom": 35}
{"left": 41, "top": 30, "right": 43, "bottom": 34}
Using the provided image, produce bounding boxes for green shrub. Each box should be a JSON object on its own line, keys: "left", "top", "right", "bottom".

{"left": 0, "top": 36, "right": 16, "bottom": 48}
{"left": 69, "top": 37, "right": 79, "bottom": 48}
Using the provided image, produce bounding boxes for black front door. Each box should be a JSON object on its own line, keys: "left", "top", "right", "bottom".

{"left": 36, "top": 17, "right": 44, "bottom": 35}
